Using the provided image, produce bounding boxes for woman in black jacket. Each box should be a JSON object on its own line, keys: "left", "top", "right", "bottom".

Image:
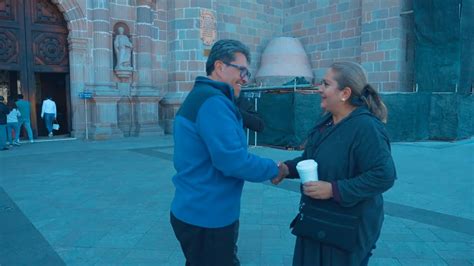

{"left": 275, "top": 61, "right": 397, "bottom": 266}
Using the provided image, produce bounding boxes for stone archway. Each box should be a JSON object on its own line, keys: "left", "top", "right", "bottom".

{"left": 51, "top": 0, "right": 87, "bottom": 33}
{"left": 51, "top": 0, "right": 89, "bottom": 138}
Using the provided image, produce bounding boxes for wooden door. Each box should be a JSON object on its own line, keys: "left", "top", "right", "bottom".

{"left": 0, "top": 0, "right": 69, "bottom": 136}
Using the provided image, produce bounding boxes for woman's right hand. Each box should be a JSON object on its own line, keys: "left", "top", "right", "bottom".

{"left": 303, "top": 181, "right": 333, "bottom": 199}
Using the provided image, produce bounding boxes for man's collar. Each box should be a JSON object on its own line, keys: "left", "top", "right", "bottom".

{"left": 195, "top": 76, "right": 235, "bottom": 101}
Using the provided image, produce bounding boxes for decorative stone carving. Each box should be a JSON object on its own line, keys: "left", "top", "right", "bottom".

{"left": 34, "top": 34, "right": 67, "bottom": 65}
{"left": 200, "top": 9, "right": 216, "bottom": 46}
{"left": 33, "top": 32, "right": 68, "bottom": 65}
{"left": 114, "top": 27, "right": 133, "bottom": 71}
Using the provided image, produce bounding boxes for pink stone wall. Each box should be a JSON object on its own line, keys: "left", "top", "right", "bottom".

{"left": 55, "top": 0, "right": 415, "bottom": 137}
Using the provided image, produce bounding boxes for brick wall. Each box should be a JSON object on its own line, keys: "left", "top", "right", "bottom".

{"left": 361, "top": 0, "right": 411, "bottom": 92}
{"left": 163, "top": 0, "right": 413, "bottom": 92}
{"left": 282, "top": 0, "right": 362, "bottom": 83}
{"left": 215, "top": 0, "right": 284, "bottom": 76}
{"left": 281, "top": 0, "right": 412, "bottom": 92}
{"left": 166, "top": 0, "right": 285, "bottom": 92}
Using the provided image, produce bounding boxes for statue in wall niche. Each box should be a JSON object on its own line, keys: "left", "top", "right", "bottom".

{"left": 114, "top": 27, "right": 133, "bottom": 71}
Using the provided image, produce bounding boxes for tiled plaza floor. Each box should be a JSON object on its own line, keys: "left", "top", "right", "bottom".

{"left": 0, "top": 136, "right": 473, "bottom": 265}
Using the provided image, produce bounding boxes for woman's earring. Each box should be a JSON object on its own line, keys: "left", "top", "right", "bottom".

{"left": 341, "top": 98, "right": 346, "bottom": 102}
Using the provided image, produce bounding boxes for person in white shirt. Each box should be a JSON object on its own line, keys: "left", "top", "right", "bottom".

{"left": 41, "top": 96, "right": 57, "bottom": 137}
{"left": 6, "top": 101, "right": 21, "bottom": 146}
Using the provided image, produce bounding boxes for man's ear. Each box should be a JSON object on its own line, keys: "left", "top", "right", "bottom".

{"left": 214, "top": 60, "right": 224, "bottom": 74}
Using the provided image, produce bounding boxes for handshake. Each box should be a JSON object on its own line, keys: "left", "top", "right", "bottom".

{"left": 271, "top": 162, "right": 289, "bottom": 185}
{"left": 270, "top": 160, "right": 333, "bottom": 200}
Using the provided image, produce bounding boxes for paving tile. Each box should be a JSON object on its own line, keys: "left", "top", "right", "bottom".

{"left": 134, "top": 232, "right": 179, "bottom": 251}
{"left": 260, "top": 252, "right": 287, "bottom": 266}
{"left": 55, "top": 247, "right": 95, "bottom": 265}
{"left": 386, "top": 242, "right": 419, "bottom": 258}
{"left": 398, "top": 258, "right": 448, "bottom": 265}
{"left": 372, "top": 241, "right": 394, "bottom": 258}
{"left": 425, "top": 242, "right": 473, "bottom": 252}
{"left": 370, "top": 258, "right": 402, "bottom": 266}
{"left": 442, "top": 259, "right": 473, "bottom": 266}
{"left": 84, "top": 247, "right": 131, "bottom": 264}
{"left": 95, "top": 233, "right": 145, "bottom": 249}
{"left": 430, "top": 228, "right": 473, "bottom": 243}
{"left": 404, "top": 242, "right": 442, "bottom": 259}
{"left": 379, "top": 232, "right": 423, "bottom": 242}
{"left": 411, "top": 228, "right": 443, "bottom": 242}
{"left": 167, "top": 248, "right": 186, "bottom": 265}
{"left": 73, "top": 230, "right": 109, "bottom": 247}
{"left": 239, "top": 251, "right": 261, "bottom": 265}
{"left": 434, "top": 250, "right": 474, "bottom": 260}
{"left": 122, "top": 249, "right": 171, "bottom": 264}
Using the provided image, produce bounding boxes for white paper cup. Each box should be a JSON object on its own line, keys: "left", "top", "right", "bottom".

{"left": 296, "top": 159, "right": 318, "bottom": 183}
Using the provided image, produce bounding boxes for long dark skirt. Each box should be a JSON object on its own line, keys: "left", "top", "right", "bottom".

{"left": 292, "top": 236, "right": 372, "bottom": 266}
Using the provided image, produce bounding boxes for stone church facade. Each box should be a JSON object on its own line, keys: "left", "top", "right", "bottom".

{"left": 1, "top": 0, "right": 444, "bottom": 140}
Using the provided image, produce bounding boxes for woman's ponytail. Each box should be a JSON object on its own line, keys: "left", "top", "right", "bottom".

{"left": 363, "top": 84, "right": 387, "bottom": 123}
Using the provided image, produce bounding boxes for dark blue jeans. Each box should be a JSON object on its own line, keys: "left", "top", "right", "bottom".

{"left": 43, "top": 113, "right": 55, "bottom": 134}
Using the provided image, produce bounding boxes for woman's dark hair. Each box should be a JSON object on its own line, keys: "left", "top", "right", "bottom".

{"left": 330, "top": 61, "right": 388, "bottom": 123}
{"left": 206, "top": 39, "right": 251, "bottom": 76}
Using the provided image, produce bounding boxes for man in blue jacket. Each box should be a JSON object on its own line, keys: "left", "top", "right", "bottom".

{"left": 170, "top": 39, "right": 287, "bottom": 266}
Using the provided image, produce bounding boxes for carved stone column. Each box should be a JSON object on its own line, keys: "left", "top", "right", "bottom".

{"left": 135, "top": 1, "right": 153, "bottom": 90}
{"left": 91, "top": 0, "right": 113, "bottom": 88}
{"left": 89, "top": 1, "right": 121, "bottom": 139}
{"left": 68, "top": 37, "right": 89, "bottom": 138}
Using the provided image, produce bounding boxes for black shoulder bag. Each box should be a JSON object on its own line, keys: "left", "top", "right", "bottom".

{"left": 290, "top": 195, "right": 364, "bottom": 252}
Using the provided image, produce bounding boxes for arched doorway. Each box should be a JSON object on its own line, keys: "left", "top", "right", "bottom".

{"left": 0, "top": 0, "right": 70, "bottom": 137}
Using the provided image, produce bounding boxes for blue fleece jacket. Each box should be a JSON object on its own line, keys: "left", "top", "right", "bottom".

{"left": 171, "top": 76, "right": 279, "bottom": 228}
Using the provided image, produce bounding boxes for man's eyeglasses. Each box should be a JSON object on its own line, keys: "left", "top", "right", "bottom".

{"left": 223, "top": 62, "right": 251, "bottom": 79}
